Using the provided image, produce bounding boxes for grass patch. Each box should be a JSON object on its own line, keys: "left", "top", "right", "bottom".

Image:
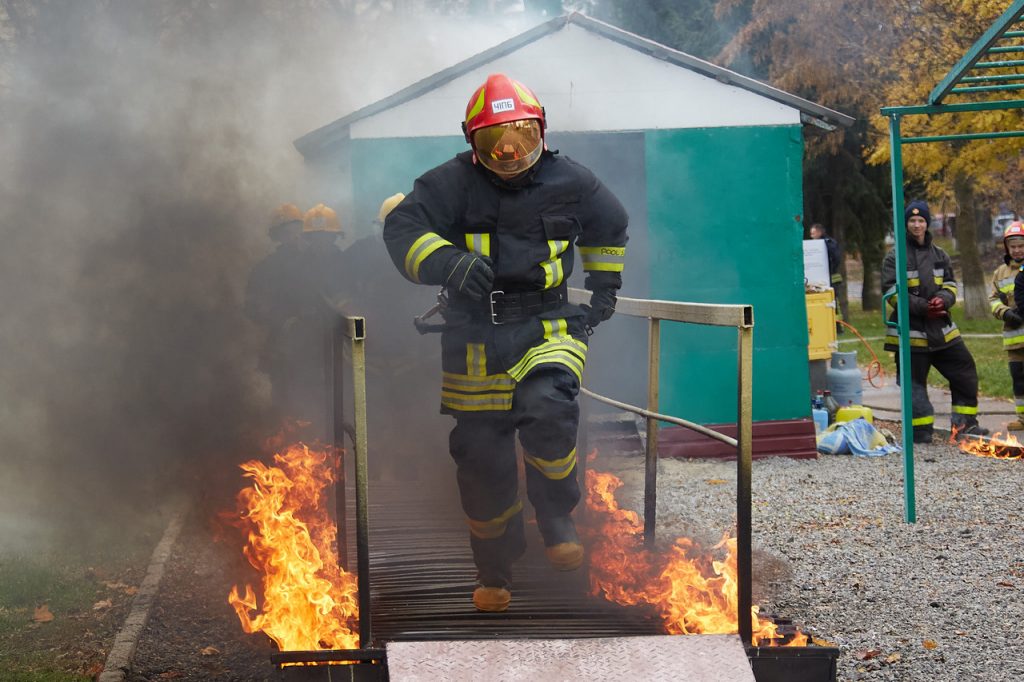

{"left": 840, "top": 302, "right": 1012, "bottom": 399}
{"left": 0, "top": 507, "right": 169, "bottom": 679}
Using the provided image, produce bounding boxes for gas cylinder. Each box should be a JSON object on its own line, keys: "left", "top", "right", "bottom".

{"left": 826, "top": 351, "right": 863, "bottom": 407}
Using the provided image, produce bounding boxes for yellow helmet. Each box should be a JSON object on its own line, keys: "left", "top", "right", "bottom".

{"left": 270, "top": 203, "right": 303, "bottom": 229}
{"left": 377, "top": 193, "right": 406, "bottom": 223}
{"left": 303, "top": 203, "right": 342, "bottom": 233}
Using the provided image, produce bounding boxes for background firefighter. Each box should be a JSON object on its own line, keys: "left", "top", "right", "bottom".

{"left": 882, "top": 200, "right": 988, "bottom": 443}
{"left": 244, "top": 203, "right": 309, "bottom": 418}
{"left": 1001, "top": 222, "right": 1024, "bottom": 429}
{"left": 383, "top": 73, "right": 628, "bottom": 613}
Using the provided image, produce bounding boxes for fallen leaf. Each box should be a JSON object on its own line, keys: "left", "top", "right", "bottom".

{"left": 923, "top": 639, "right": 938, "bottom": 650}
{"left": 124, "top": 586, "right": 138, "bottom": 595}
{"left": 886, "top": 652, "right": 902, "bottom": 664}
{"left": 855, "top": 649, "right": 882, "bottom": 660}
{"left": 200, "top": 646, "right": 220, "bottom": 656}
{"left": 92, "top": 599, "right": 112, "bottom": 611}
{"left": 157, "top": 672, "right": 184, "bottom": 679}
{"left": 811, "top": 636, "right": 836, "bottom": 647}
{"left": 705, "top": 479, "right": 728, "bottom": 485}
{"left": 996, "top": 581, "right": 1015, "bottom": 588}
{"left": 33, "top": 605, "right": 54, "bottom": 623}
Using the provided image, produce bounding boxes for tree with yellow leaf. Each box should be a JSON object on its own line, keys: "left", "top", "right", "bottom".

{"left": 716, "top": 0, "right": 1024, "bottom": 318}
{"left": 866, "top": 0, "right": 1024, "bottom": 319}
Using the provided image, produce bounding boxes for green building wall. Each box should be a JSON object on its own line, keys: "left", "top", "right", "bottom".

{"left": 349, "top": 124, "right": 810, "bottom": 425}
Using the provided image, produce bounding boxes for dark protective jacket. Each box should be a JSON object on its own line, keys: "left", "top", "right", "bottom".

{"left": 383, "top": 150, "right": 628, "bottom": 413}
{"left": 882, "top": 231, "right": 962, "bottom": 353}
{"left": 244, "top": 243, "right": 308, "bottom": 330}
{"left": 822, "top": 235, "right": 843, "bottom": 286}
{"left": 990, "top": 258, "right": 1024, "bottom": 351}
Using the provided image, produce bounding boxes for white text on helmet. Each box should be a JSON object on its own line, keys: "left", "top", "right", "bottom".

{"left": 491, "top": 98, "right": 515, "bottom": 114}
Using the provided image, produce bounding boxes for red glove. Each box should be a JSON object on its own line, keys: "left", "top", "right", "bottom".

{"left": 927, "top": 296, "right": 947, "bottom": 319}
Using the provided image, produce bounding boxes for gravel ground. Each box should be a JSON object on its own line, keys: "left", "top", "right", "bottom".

{"left": 596, "top": 423, "right": 1024, "bottom": 682}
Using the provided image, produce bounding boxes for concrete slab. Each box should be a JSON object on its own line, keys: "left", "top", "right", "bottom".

{"left": 386, "top": 635, "right": 755, "bottom": 682}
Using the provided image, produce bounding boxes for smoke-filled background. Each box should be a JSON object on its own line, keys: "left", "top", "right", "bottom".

{"left": 0, "top": 1, "right": 550, "bottom": 552}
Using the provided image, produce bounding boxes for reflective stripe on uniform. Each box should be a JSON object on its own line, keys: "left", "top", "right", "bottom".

{"left": 906, "top": 270, "right": 920, "bottom": 287}
{"left": 1015, "top": 397, "right": 1024, "bottom": 414}
{"left": 507, "top": 320, "right": 587, "bottom": 382}
{"left": 465, "top": 233, "right": 492, "bottom": 257}
{"left": 524, "top": 447, "right": 577, "bottom": 480}
{"left": 886, "top": 328, "right": 929, "bottom": 347}
{"left": 466, "top": 343, "right": 487, "bottom": 376}
{"left": 993, "top": 299, "right": 1007, "bottom": 313}
{"left": 1004, "top": 329, "right": 1024, "bottom": 347}
{"left": 912, "top": 415, "right": 935, "bottom": 426}
{"left": 540, "top": 239, "right": 569, "bottom": 288}
{"left": 998, "top": 276, "right": 1015, "bottom": 293}
{"left": 952, "top": 405, "right": 978, "bottom": 415}
{"left": 579, "top": 245, "right": 626, "bottom": 272}
{"left": 942, "top": 324, "right": 961, "bottom": 343}
{"left": 831, "top": 272, "right": 843, "bottom": 285}
{"left": 933, "top": 268, "right": 944, "bottom": 285}
{"left": 941, "top": 282, "right": 958, "bottom": 296}
{"left": 466, "top": 499, "right": 523, "bottom": 539}
{"left": 441, "top": 372, "right": 515, "bottom": 410}
{"left": 404, "top": 232, "right": 454, "bottom": 282}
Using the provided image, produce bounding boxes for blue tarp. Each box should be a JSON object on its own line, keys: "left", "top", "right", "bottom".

{"left": 817, "top": 418, "right": 901, "bottom": 457}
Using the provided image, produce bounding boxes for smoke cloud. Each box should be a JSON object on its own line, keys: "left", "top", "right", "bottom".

{"left": 0, "top": 1, "right": 533, "bottom": 551}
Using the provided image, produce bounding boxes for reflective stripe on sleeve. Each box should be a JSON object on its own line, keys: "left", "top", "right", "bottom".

{"left": 580, "top": 245, "right": 626, "bottom": 272}
{"left": 404, "top": 232, "right": 454, "bottom": 282}
{"left": 465, "top": 233, "right": 491, "bottom": 257}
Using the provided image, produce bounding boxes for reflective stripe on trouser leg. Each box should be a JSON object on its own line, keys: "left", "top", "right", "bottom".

{"left": 1009, "top": 362, "right": 1024, "bottom": 418}
{"left": 931, "top": 343, "right": 980, "bottom": 428}
{"left": 449, "top": 414, "right": 525, "bottom": 586}
{"left": 899, "top": 352, "right": 935, "bottom": 437}
{"left": 512, "top": 368, "right": 582, "bottom": 520}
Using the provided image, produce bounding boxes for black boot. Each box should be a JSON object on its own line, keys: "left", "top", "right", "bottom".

{"left": 536, "top": 515, "right": 584, "bottom": 571}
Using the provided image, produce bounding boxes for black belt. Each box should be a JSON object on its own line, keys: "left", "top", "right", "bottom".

{"left": 489, "top": 284, "right": 568, "bottom": 324}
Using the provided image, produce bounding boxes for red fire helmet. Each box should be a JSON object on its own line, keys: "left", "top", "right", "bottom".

{"left": 462, "top": 74, "right": 546, "bottom": 178}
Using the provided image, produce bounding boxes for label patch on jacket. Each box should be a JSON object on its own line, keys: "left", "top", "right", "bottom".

{"left": 492, "top": 98, "right": 515, "bottom": 113}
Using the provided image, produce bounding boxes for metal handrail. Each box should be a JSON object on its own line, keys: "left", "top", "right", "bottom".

{"left": 568, "top": 287, "right": 755, "bottom": 645}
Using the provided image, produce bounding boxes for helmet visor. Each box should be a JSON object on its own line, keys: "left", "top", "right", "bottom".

{"left": 473, "top": 119, "right": 542, "bottom": 178}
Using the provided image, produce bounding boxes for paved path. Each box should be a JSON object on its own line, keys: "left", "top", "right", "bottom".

{"left": 861, "top": 380, "right": 1015, "bottom": 435}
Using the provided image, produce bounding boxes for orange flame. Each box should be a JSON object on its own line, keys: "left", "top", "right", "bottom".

{"left": 227, "top": 443, "right": 359, "bottom": 651}
{"left": 954, "top": 428, "right": 1024, "bottom": 460}
{"left": 585, "top": 468, "right": 805, "bottom": 646}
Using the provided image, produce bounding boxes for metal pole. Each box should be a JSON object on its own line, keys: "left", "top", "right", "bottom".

{"left": 643, "top": 318, "right": 661, "bottom": 547}
{"left": 736, "top": 324, "right": 753, "bottom": 646}
{"left": 332, "top": 323, "right": 348, "bottom": 572}
{"left": 887, "top": 113, "right": 917, "bottom": 523}
{"left": 349, "top": 320, "right": 372, "bottom": 647}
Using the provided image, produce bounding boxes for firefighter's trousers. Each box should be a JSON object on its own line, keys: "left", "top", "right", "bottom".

{"left": 895, "top": 341, "right": 979, "bottom": 439}
{"left": 1008, "top": 349, "right": 1024, "bottom": 424}
{"left": 448, "top": 368, "right": 581, "bottom": 589}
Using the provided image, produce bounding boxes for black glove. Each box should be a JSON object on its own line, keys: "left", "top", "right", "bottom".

{"left": 581, "top": 287, "right": 617, "bottom": 329}
{"left": 1004, "top": 309, "right": 1024, "bottom": 328}
{"left": 443, "top": 251, "right": 494, "bottom": 301}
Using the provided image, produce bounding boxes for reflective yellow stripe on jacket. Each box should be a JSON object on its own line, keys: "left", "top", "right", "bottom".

{"left": 579, "top": 246, "right": 626, "bottom": 272}
{"left": 404, "top": 232, "right": 454, "bottom": 282}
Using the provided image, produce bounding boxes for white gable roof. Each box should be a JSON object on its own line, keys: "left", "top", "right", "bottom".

{"left": 296, "top": 13, "right": 852, "bottom": 157}
{"left": 352, "top": 23, "right": 797, "bottom": 139}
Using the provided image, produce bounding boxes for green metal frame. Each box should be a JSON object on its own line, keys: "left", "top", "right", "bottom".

{"left": 880, "top": 0, "right": 1024, "bottom": 523}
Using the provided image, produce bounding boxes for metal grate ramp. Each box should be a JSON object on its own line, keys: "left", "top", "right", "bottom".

{"left": 385, "top": 635, "right": 756, "bottom": 682}
{"left": 364, "top": 479, "right": 667, "bottom": 642}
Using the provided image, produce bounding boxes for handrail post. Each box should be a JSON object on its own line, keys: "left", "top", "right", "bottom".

{"left": 347, "top": 317, "right": 372, "bottom": 649}
{"left": 332, "top": 322, "right": 348, "bottom": 572}
{"left": 644, "top": 317, "right": 661, "bottom": 547}
{"left": 736, "top": 323, "right": 753, "bottom": 645}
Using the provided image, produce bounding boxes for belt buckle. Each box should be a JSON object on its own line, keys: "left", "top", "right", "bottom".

{"left": 489, "top": 290, "right": 505, "bottom": 325}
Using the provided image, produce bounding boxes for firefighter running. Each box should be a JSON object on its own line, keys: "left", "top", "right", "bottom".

{"left": 882, "top": 200, "right": 988, "bottom": 443}
{"left": 383, "top": 73, "right": 628, "bottom": 612}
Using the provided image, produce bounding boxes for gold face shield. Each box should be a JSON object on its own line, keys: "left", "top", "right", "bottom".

{"left": 472, "top": 119, "right": 543, "bottom": 179}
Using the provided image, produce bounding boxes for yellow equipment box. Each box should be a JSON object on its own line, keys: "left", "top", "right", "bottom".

{"left": 807, "top": 290, "right": 838, "bottom": 360}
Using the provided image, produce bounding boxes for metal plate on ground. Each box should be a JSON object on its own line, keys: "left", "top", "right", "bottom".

{"left": 386, "top": 634, "right": 755, "bottom": 682}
